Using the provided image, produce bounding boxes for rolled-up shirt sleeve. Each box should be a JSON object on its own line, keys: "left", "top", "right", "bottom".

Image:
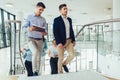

{"left": 22, "top": 14, "right": 47, "bottom": 38}
{"left": 22, "top": 16, "right": 30, "bottom": 32}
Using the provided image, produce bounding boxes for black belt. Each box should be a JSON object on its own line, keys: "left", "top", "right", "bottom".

{"left": 29, "top": 37, "right": 43, "bottom": 40}
{"left": 51, "top": 57, "right": 58, "bottom": 59}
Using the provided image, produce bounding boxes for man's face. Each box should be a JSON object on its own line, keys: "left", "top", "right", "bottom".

{"left": 60, "top": 6, "right": 68, "bottom": 16}
{"left": 36, "top": 6, "right": 44, "bottom": 15}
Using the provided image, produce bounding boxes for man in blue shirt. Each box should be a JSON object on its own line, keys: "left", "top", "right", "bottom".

{"left": 23, "top": 2, "right": 47, "bottom": 76}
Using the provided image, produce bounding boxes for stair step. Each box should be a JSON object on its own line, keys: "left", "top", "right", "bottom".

{"left": 3, "top": 70, "right": 109, "bottom": 80}
{"left": 8, "top": 70, "right": 109, "bottom": 80}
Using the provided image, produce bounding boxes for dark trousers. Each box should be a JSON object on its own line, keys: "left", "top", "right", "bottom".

{"left": 50, "top": 57, "right": 58, "bottom": 74}
{"left": 25, "top": 60, "right": 33, "bottom": 76}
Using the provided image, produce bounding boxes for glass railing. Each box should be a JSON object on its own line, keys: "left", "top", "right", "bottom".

{"left": 75, "top": 18, "right": 120, "bottom": 79}
{"left": 0, "top": 8, "right": 16, "bottom": 48}
{"left": 6, "top": 20, "right": 25, "bottom": 75}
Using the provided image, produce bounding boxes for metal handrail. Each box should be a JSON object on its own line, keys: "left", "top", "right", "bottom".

{"left": 6, "top": 20, "right": 21, "bottom": 23}
{"left": 76, "top": 18, "right": 120, "bottom": 38}
{"left": 0, "top": 8, "right": 15, "bottom": 16}
{"left": 7, "top": 20, "right": 24, "bottom": 75}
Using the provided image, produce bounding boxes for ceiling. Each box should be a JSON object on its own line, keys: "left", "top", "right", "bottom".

{"left": 0, "top": 0, "right": 113, "bottom": 25}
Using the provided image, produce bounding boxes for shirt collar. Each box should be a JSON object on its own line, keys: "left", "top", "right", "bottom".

{"left": 61, "top": 15, "right": 68, "bottom": 19}
{"left": 32, "top": 13, "right": 42, "bottom": 17}
{"left": 26, "top": 48, "right": 30, "bottom": 51}
{"left": 32, "top": 13, "right": 36, "bottom": 16}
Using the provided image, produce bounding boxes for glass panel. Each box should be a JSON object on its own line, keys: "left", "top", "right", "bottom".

{"left": 73, "top": 25, "right": 83, "bottom": 36}
{"left": 98, "top": 23, "right": 113, "bottom": 56}
{"left": 89, "top": 25, "right": 97, "bottom": 41}
{"left": 84, "top": 26, "right": 90, "bottom": 41}
{"left": 4, "top": 12, "right": 9, "bottom": 47}
{"left": 76, "top": 25, "right": 84, "bottom": 41}
{"left": 0, "top": 9, "right": 16, "bottom": 49}
{"left": 0, "top": 9, "right": 2, "bottom": 48}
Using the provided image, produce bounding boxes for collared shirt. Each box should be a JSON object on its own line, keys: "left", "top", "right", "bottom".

{"left": 49, "top": 46, "right": 58, "bottom": 57}
{"left": 23, "top": 13, "right": 47, "bottom": 38}
{"left": 61, "top": 15, "right": 70, "bottom": 38}
{"left": 23, "top": 49, "right": 32, "bottom": 61}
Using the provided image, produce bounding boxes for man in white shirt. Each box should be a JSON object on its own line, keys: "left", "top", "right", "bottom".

{"left": 53, "top": 4, "right": 76, "bottom": 73}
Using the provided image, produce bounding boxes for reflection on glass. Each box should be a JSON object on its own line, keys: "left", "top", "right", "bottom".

{"left": 0, "top": 10, "right": 2, "bottom": 48}
{"left": 4, "top": 12, "right": 9, "bottom": 47}
{"left": 0, "top": 8, "right": 16, "bottom": 48}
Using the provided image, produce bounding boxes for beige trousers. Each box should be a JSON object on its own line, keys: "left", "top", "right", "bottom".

{"left": 57, "top": 39, "right": 75, "bottom": 73}
{"left": 28, "top": 38, "right": 43, "bottom": 75}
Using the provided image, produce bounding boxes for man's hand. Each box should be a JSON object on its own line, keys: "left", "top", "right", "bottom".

{"left": 41, "top": 32, "right": 47, "bottom": 36}
{"left": 20, "top": 50, "right": 23, "bottom": 53}
{"left": 20, "top": 50, "right": 24, "bottom": 54}
{"left": 29, "top": 26, "right": 36, "bottom": 32}
{"left": 73, "top": 41, "right": 76, "bottom": 47}
{"left": 57, "top": 43, "right": 63, "bottom": 48}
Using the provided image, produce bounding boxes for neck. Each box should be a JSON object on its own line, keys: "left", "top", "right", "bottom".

{"left": 35, "top": 12, "right": 40, "bottom": 16}
{"left": 62, "top": 14, "right": 67, "bottom": 18}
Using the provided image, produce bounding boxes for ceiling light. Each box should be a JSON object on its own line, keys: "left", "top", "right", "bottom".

{"left": 107, "top": 8, "right": 112, "bottom": 11}
{"left": 5, "top": 3, "right": 14, "bottom": 7}
{"left": 80, "top": 12, "right": 88, "bottom": 15}
{"left": 104, "top": 8, "right": 112, "bottom": 12}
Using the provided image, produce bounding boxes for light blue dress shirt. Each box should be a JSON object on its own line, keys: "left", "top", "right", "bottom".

{"left": 23, "top": 13, "right": 47, "bottom": 38}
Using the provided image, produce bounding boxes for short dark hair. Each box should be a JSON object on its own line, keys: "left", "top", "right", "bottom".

{"left": 36, "top": 2, "right": 46, "bottom": 8}
{"left": 59, "top": 4, "right": 67, "bottom": 10}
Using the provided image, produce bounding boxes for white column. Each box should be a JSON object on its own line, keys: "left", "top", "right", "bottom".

{"left": 113, "top": 0, "right": 120, "bottom": 30}
{"left": 113, "top": 0, "right": 120, "bottom": 18}
{"left": 113, "top": 0, "right": 120, "bottom": 55}
{"left": 107, "top": 0, "right": 120, "bottom": 79}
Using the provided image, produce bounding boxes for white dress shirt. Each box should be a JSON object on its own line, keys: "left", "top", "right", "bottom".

{"left": 61, "top": 15, "right": 70, "bottom": 38}
{"left": 49, "top": 46, "right": 58, "bottom": 57}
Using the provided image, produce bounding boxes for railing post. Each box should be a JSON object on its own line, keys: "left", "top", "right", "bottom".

{"left": 1, "top": 9, "right": 7, "bottom": 47}
{"left": 76, "top": 55, "right": 77, "bottom": 72}
{"left": 88, "top": 26, "right": 90, "bottom": 41}
{"left": 96, "top": 25, "right": 99, "bottom": 71}
{"left": 13, "top": 16, "right": 16, "bottom": 75}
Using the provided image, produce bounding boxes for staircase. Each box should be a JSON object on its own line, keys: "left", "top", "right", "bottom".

{"left": 4, "top": 70, "right": 110, "bottom": 80}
